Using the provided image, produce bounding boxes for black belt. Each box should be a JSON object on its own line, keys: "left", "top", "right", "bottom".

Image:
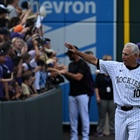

{"left": 121, "top": 106, "right": 133, "bottom": 111}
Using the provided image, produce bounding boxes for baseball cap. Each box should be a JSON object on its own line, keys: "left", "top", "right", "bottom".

{"left": 44, "top": 38, "right": 51, "bottom": 44}
{"left": 85, "top": 51, "right": 94, "bottom": 55}
{"left": 21, "top": 1, "right": 29, "bottom": 9}
{"left": 45, "top": 48, "right": 54, "bottom": 53}
{"left": 27, "top": 13, "right": 37, "bottom": 20}
{"left": 10, "top": 32, "right": 25, "bottom": 39}
{"left": 65, "top": 45, "right": 79, "bottom": 55}
{"left": 0, "top": 4, "right": 9, "bottom": 14}
{"left": 0, "top": 28, "right": 10, "bottom": 35}
{"left": 0, "top": 49, "right": 7, "bottom": 56}
{"left": 0, "top": 41, "right": 11, "bottom": 56}
{"left": 13, "top": 25, "right": 23, "bottom": 33}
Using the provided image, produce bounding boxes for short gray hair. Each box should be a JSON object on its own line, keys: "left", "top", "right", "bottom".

{"left": 124, "top": 42, "right": 139, "bottom": 55}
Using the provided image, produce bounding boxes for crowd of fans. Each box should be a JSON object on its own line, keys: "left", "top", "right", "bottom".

{"left": 0, "top": 0, "right": 66, "bottom": 101}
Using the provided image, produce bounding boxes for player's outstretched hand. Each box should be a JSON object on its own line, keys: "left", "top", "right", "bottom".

{"left": 64, "top": 43, "right": 78, "bottom": 54}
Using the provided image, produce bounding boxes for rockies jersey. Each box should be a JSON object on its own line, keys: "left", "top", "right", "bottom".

{"left": 99, "top": 59, "right": 140, "bottom": 106}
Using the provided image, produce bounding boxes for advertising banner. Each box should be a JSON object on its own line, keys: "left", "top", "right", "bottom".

{"left": 21, "top": 0, "right": 116, "bottom": 123}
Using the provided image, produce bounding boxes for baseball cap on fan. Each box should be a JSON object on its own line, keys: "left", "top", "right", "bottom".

{"left": 65, "top": 45, "right": 79, "bottom": 55}
{"left": 0, "top": 4, "right": 9, "bottom": 14}
{"left": 44, "top": 38, "right": 51, "bottom": 44}
{"left": 45, "top": 48, "right": 54, "bottom": 53}
{"left": 0, "top": 49, "right": 7, "bottom": 56}
{"left": 0, "top": 28, "right": 10, "bottom": 35}
{"left": 10, "top": 32, "right": 25, "bottom": 40}
{"left": 0, "top": 41, "right": 11, "bottom": 56}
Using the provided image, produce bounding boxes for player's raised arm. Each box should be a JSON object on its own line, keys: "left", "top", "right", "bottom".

{"left": 64, "top": 42, "right": 98, "bottom": 66}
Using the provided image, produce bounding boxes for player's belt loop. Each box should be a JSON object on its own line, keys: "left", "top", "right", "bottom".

{"left": 121, "top": 106, "right": 133, "bottom": 111}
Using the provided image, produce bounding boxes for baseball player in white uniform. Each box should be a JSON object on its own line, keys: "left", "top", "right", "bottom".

{"left": 64, "top": 42, "right": 140, "bottom": 140}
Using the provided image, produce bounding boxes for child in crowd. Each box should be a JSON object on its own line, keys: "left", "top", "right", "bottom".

{"left": 21, "top": 72, "right": 38, "bottom": 99}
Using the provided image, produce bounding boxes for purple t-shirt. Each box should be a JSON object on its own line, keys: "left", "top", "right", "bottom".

{"left": 0, "top": 65, "right": 4, "bottom": 98}
{"left": 4, "top": 56, "right": 14, "bottom": 72}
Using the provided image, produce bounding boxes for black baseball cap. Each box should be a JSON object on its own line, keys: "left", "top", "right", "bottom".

{"left": 0, "top": 48, "right": 7, "bottom": 56}
{"left": 44, "top": 38, "right": 51, "bottom": 44}
{"left": 0, "top": 28, "right": 10, "bottom": 35}
{"left": 0, "top": 41, "right": 11, "bottom": 56}
{"left": 65, "top": 45, "right": 79, "bottom": 55}
{"left": 0, "top": 4, "right": 9, "bottom": 14}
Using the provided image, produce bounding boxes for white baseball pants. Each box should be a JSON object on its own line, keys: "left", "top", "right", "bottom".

{"left": 115, "top": 106, "right": 140, "bottom": 140}
{"left": 69, "top": 94, "right": 90, "bottom": 140}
